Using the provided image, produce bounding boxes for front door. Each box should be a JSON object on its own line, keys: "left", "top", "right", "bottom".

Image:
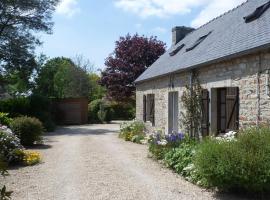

{"left": 168, "top": 92, "right": 179, "bottom": 134}
{"left": 217, "top": 87, "right": 239, "bottom": 134}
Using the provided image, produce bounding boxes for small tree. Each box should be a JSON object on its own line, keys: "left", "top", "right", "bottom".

{"left": 180, "top": 73, "right": 202, "bottom": 139}
{"left": 100, "top": 34, "right": 166, "bottom": 102}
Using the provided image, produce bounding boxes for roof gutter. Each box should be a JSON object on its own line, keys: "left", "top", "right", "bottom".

{"left": 135, "top": 43, "right": 270, "bottom": 85}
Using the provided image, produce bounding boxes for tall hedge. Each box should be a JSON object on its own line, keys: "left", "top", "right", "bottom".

{"left": 0, "top": 95, "right": 55, "bottom": 131}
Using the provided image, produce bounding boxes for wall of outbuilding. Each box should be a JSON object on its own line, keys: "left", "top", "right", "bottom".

{"left": 136, "top": 51, "right": 270, "bottom": 134}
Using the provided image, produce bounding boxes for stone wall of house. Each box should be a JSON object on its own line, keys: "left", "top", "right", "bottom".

{"left": 136, "top": 51, "right": 270, "bottom": 134}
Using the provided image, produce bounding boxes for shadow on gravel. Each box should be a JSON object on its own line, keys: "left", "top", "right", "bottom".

{"left": 28, "top": 144, "right": 53, "bottom": 150}
{"left": 214, "top": 191, "right": 270, "bottom": 200}
{"left": 45, "top": 126, "right": 119, "bottom": 137}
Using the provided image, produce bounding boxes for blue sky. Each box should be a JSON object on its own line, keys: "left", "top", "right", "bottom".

{"left": 38, "top": 0, "right": 246, "bottom": 70}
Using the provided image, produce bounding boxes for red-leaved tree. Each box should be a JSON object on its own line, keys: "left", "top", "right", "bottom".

{"left": 100, "top": 34, "right": 166, "bottom": 102}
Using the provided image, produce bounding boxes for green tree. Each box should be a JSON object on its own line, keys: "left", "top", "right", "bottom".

{"left": 35, "top": 57, "right": 90, "bottom": 98}
{"left": 34, "top": 57, "right": 64, "bottom": 97}
{"left": 54, "top": 62, "right": 90, "bottom": 98}
{"left": 88, "top": 73, "right": 106, "bottom": 102}
{"left": 0, "top": 0, "right": 59, "bottom": 94}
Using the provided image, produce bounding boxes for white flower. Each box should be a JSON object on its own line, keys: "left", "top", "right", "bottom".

{"left": 157, "top": 139, "right": 167, "bottom": 146}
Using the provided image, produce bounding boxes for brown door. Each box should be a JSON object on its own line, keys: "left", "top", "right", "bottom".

{"left": 217, "top": 87, "right": 239, "bottom": 134}
{"left": 201, "top": 89, "right": 210, "bottom": 137}
{"left": 217, "top": 88, "right": 227, "bottom": 133}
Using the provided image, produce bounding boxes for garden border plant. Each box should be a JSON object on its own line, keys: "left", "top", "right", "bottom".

{"left": 119, "top": 120, "right": 146, "bottom": 144}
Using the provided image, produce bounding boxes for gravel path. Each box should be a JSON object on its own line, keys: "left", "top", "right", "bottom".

{"left": 1, "top": 123, "right": 250, "bottom": 200}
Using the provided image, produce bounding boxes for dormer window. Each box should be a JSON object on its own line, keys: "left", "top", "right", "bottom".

{"left": 186, "top": 31, "right": 212, "bottom": 52}
{"left": 169, "top": 44, "right": 185, "bottom": 56}
{"left": 244, "top": 1, "right": 270, "bottom": 23}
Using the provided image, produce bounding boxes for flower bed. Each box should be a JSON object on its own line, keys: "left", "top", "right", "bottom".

{"left": 119, "top": 120, "right": 146, "bottom": 144}
{"left": 148, "top": 127, "right": 270, "bottom": 194}
{"left": 0, "top": 123, "right": 41, "bottom": 166}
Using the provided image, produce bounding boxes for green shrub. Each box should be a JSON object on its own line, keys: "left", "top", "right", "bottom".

{"left": 0, "top": 127, "right": 23, "bottom": 163}
{"left": 164, "top": 139, "right": 197, "bottom": 176}
{"left": 110, "top": 102, "right": 135, "bottom": 120}
{"left": 11, "top": 117, "right": 44, "bottom": 146}
{"left": 149, "top": 142, "right": 168, "bottom": 160}
{"left": 28, "top": 95, "right": 55, "bottom": 132}
{"left": 119, "top": 120, "right": 145, "bottom": 142}
{"left": 88, "top": 99, "right": 113, "bottom": 123}
{"left": 0, "top": 98, "right": 30, "bottom": 117}
{"left": 131, "top": 135, "right": 145, "bottom": 144}
{"left": 0, "top": 113, "right": 12, "bottom": 126}
{"left": 0, "top": 96, "right": 55, "bottom": 132}
{"left": 194, "top": 127, "right": 270, "bottom": 193}
{"left": 88, "top": 99, "right": 102, "bottom": 123}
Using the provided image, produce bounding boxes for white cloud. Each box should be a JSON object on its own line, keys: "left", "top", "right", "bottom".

{"left": 152, "top": 26, "right": 167, "bottom": 33}
{"left": 135, "top": 23, "right": 142, "bottom": 29}
{"left": 56, "top": 0, "right": 80, "bottom": 18}
{"left": 114, "top": 0, "right": 247, "bottom": 27}
{"left": 191, "top": 0, "right": 246, "bottom": 27}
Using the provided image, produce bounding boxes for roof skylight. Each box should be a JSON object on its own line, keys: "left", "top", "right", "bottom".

{"left": 169, "top": 44, "right": 185, "bottom": 56}
{"left": 244, "top": 1, "right": 270, "bottom": 23}
{"left": 186, "top": 31, "right": 212, "bottom": 52}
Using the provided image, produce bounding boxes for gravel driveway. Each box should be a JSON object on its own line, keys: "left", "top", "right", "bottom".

{"left": 1, "top": 123, "right": 250, "bottom": 200}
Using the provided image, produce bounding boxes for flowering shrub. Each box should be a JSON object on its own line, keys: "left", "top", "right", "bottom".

{"left": 0, "top": 126, "right": 24, "bottom": 162}
{"left": 148, "top": 129, "right": 168, "bottom": 159}
{"left": 119, "top": 120, "right": 145, "bottom": 143}
{"left": 194, "top": 127, "right": 270, "bottom": 192}
{"left": 165, "top": 132, "right": 185, "bottom": 148}
{"left": 148, "top": 130, "right": 188, "bottom": 159}
{"left": 22, "top": 151, "right": 41, "bottom": 166}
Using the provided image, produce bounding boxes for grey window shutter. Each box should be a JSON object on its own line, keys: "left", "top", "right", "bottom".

{"left": 143, "top": 95, "right": 146, "bottom": 122}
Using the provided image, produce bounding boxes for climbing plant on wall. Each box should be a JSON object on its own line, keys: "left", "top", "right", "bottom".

{"left": 180, "top": 72, "right": 202, "bottom": 139}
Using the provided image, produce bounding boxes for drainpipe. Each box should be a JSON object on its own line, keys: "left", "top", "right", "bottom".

{"left": 266, "top": 69, "right": 270, "bottom": 97}
{"left": 256, "top": 54, "right": 262, "bottom": 126}
{"left": 189, "top": 71, "right": 194, "bottom": 138}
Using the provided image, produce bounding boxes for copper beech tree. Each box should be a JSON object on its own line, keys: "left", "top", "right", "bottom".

{"left": 100, "top": 34, "right": 166, "bottom": 102}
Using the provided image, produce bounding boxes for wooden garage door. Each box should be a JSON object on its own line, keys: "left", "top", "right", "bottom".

{"left": 59, "top": 102, "right": 81, "bottom": 124}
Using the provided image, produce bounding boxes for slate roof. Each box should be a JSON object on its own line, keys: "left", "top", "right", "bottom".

{"left": 135, "top": 0, "right": 270, "bottom": 83}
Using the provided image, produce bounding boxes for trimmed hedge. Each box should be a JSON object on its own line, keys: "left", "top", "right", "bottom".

{"left": 0, "top": 95, "right": 55, "bottom": 131}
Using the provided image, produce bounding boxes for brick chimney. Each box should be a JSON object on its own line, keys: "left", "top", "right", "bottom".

{"left": 172, "top": 26, "right": 194, "bottom": 45}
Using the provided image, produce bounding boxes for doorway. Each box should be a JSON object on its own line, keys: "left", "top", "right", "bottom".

{"left": 168, "top": 92, "right": 179, "bottom": 134}
{"left": 217, "top": 87, "right": 239, "bottom": 134}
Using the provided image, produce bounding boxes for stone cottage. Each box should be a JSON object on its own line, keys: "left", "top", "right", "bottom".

{"left": 135, "top": 0, "right": 270, "bottom": 135}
